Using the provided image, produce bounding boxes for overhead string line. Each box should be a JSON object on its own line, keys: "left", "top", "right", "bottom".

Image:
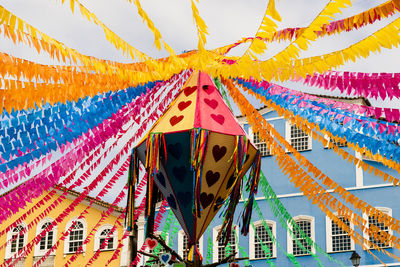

{"left": 0, "top": 6, "right": 169, "bottom": 88}
{"left": 236, "top": 79, "right": 400, "bottom": 183}
{"left": 261, "top": 16, "right": 400, "bottom": 82}
{"left": 190, "top": 0, "right": 208, "bottom": 51}
{"left": 222, "top": 78, "right": 400, "bottom": 263}
{"left": 126, "top": 0, "right": 176, "bottom": 57}
{"left": 216, "top": 0, "right": 400, "bottom": 56}
{"left": 242, "top": 174, "right": 335, "bottom": 266}
{"left": 255, "top": 171, "right": 388, "bottom": 266}
{"left": 55, "top": 0, "right": 151, "bottom": 61}
{"left": 238, "top": 0, "right": 282, "bottom": 61}
{"left": 225, "top": 0, "right": 353, "bottom": 81}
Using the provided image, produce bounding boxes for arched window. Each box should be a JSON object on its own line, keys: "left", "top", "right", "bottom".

{"left": 34, "top": 219, "right": 57, "bottom": 256}
{"left": 94, "top": 225, "right": 118, "bottom": 251}
{"left": 6, "top": 223, "right": 27, "bottom": 259}
{"left": 11, "top": 225, "right": 25, "bottom": 253}
{"left": 178, "top": 230, "right": 203, "bottom": 260}
{"left": 213, "top": 225, "right": 238, "bottom": 263}
{"left": 287, "top": 215, "right": 315, "bottom": 256}
{"left": 64, "top": 218, "right": 87, "bottom": 254}
{"left": 249, "top": 220, "right": 276, "bottom": 259}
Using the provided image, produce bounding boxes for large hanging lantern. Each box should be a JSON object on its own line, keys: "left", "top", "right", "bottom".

{"left": 128, "top": 71, "right": 261, "bottom": 262}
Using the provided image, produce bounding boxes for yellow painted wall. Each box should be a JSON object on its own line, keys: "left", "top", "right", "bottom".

{"left": 0, "top": 189, "right": 125, "bottom": 267}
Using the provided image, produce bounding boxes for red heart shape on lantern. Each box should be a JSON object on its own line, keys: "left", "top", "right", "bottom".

{"left": 170, "top": 115, "right": 184, "bottom": 126}
{"left": 230, "top": 263, "right": 240, "bottom": 267}
{"left": 178, "top": 100, "right": 192, "bottom": 111}
{"left": 211, "top": 114, "right": 225, "bottom": 125}
{"left": 204, "top": 98, "right": 218, "bottom": 109}
{"left": 145, "top": 238, "right": 158, "bottom": 250}
{"left": 184, "top": 86, "right": 197, "bottom": 96}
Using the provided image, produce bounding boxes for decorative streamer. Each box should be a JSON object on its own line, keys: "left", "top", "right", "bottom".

{"left": 0, "top": 8, "right": 151, "bottom": 81}
{"left": 254, "top": 0, "right": 352, "bottom": 77}
{"left": 190, "top": 0, "right": 208, "bottom": 51}
{"left": 294, "top": 71, "right": 400, "bottom": 101}
{"left": 236, "top": 78, "right": 400, "bottom": 173}
{"left": 127, "top": 0, "right": 176, "bottom": 56}
{"left": 217, "top": 0, "right": 400, "bottom": 57}
{"left": 240, "top": 0, "right": 281, "bottom": 60}
{"left": 223, "top": 78, "right": 400, "bottom": 263}
{"left": 205, "top": 228, "right": 212, "bottom": 264}
{"left": 5, "top": 155, "right": 129, "bottom": 267}
{"left": 273, "top": 17, "right": 400, "bottom": 81}
{"left": 256, "top": 174, "right": 343, "bottom": 266}
{"left": 65, "top": 168, "right": 149, "bottom": 266}
{"left": 0, "top": 70, "right": 189, "bottom": 222}
{"left": 130, "top": 200, "right": 168, "bottom": 267}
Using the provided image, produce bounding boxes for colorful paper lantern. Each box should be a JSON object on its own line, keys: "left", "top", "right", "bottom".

{"left": 128, "top": 71, "right": 261, "bottom": 262}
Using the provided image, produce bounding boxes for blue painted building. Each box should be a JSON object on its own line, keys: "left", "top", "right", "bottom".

{"left": 139, "top": 96, "right": 400, "bottom": 267}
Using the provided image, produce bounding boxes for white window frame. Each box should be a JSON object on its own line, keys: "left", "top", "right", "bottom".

{"left": 5, "top": 222, "right": 28, "bottom": 259}
{"left": 285, "top": 121, "right": 312, "bottom": 152}
{"left": 64, "top": 217, "right": 87, "bottom": 255}
{"left": 177, "top": 230, "right": 203, "bottom": 260}
{"left": 287, "top": 215, "right": 315, "bottom": 256}
{"left": 249, "top": 125, "right": 273, "bottom": 157}
{"left": 326, "top": 214, "right": 354, "bottom": 253}
{"left": 213, "top": 225, "right": 239, "bottom": 263}
{"left": 249, "top": 220, "right": 276, "bottom": 260}
{"left": 34, "top": 218, "right": 57, "bottom": 256}
{"left": 94, "top": 224, "right": 118, "bottom": 251}
{"left": 363, "top": 207, "right": 393, "bottom": 250}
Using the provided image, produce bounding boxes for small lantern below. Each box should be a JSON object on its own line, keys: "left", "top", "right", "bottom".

{"left": 350, "top": 251, "right": 361, "bottom": 267}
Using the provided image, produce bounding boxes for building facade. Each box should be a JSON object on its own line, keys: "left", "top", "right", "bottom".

{"left": 138, "top": 97, "right": 400, "bottom": 267}
{"left": 0, "top": 187, "right": 129, "bottom": 267}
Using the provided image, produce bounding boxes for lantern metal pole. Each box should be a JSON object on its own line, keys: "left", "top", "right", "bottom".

{"left": 128, "top": 184, "right": 138, "bottom": 267}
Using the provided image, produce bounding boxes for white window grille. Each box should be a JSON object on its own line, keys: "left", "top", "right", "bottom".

{"left": 34, "top": 219, "right": 57, "bottom": 257}
{"left": 39, "top": 222, "right": 54, "bottom": 251}
{"left": 368, "top": 209, "right": 392, "bottom": 248}
{"left": 249, "top": 126, "right": 273, "bottom": 156}
{"left": 99, "top": 228, "right": 114, "bottom": 250}
{"left": 94, "top": 224, "right": 117, "bottom": 251}
{"left": 249, "top": 220, "right": 276, "bottom": 259}
{"left": 10, "top": 225, "right": 25, "bottom": 253}
{"left": 331, "top": 217, "right": 352, "bottom": 252}
{"left": 287, "top": 216, "right": 315, "bottom": 256}
{"left": 68, "top": 221, "right": 84, "bottom": 253}
{"left": 286, "top": 123, "right": 311, "bottom": 152}
{"left": 178, "top": 231, "right": 202, "bottom": 260}
{"left": 213, "top": 226, "right": 238, "bottom": 263}
{"left": 326, "top": 215, "right": 354, "bottom": 253}
{"left": 6, "top": 223, "right": 28, "bottom": 259}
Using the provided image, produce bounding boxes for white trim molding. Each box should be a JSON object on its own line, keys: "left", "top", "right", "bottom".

{"left": 249, "top": 220, "right": 276, "bottom": 260}
{"left": 213, "top": 225, "right": 239, "bottom": 263}
{"left": 94, "top": 224, "right": 118, "bottom": 251}
{"left": 287, "top": 215, "right": 315, "bottom": 256}
{"left": 355, "top": 151, "right": 364, "bottom": 187}
{"left": 34, "top": 218, "right": 57, "bottom": 257}
{"left": 363, "top": 207, "right": 393, "bottom": 250}
{"left": 5, "top": 222, "right": 28, "bottom": 259}
{"left": 325, "top": 214, "right": 354, "bottom": 253}
{"left": 63, "top": 217, "right": 87, "bottom": 255}
{"left": 177, "top": 230, "right": 203, "bottom": 260}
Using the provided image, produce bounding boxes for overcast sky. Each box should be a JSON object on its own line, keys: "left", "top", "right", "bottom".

{"left": 1, "top": 0, "right": 400, "bottom": 202}
{"left": 2, "top": 0, "right": 400, "bottom": 109}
